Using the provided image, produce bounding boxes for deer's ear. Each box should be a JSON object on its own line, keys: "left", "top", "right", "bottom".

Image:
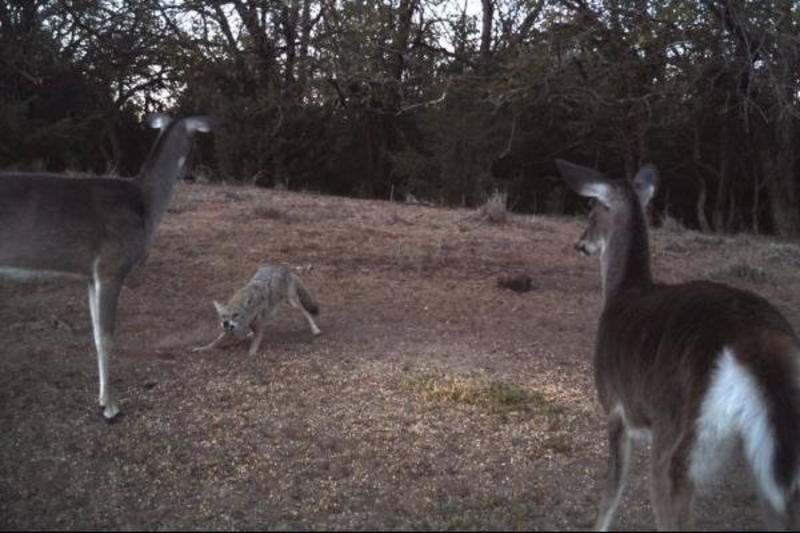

{"left": 213, "top": 300, "right": 226, "bottom": 315}
{"left": 185, "top": 116, "right": 217, "bottom": 133}
{"left": 555, "top": 159, "right": 613, "bottom": 206}
{"left": 145, "top": 113, "right": 173, "bottom": 130}
{"left": 633, "top": 164, "right": 658, "bottom": 207}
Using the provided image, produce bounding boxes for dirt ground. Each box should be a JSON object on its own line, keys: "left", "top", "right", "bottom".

{"left": 3, "top": 182, "right": 800, "bottom": 530}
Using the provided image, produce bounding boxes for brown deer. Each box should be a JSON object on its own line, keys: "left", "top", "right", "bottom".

{"left": 0, "top": 114, "right": 214, "bottom": 421}
{"left": 556, "top": 159, "right": 800, "bottom": 530}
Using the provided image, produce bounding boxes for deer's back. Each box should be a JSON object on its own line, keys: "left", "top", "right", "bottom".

{"left": 0, "top": 173, "right": 148, "bottom": 276}
{"left": 595, "top": 280, "right": 799, "bottom": 430}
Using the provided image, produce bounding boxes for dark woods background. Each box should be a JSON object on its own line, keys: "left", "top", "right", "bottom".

{"left": 1, "top": 0, "right": 798, "bottom": 235}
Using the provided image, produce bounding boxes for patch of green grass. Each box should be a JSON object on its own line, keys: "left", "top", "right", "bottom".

{"left": 543, "top": 434, "right": 573, "bottom": 455}
{"left": 441, "top": 494, "right": 540, "bottom": 530}
{"left": 528, "top": 389, "right": 567, "bottom": 420}
{"left": 485, "top": 381, "right": 530, "bottom": 415}
{"left": 423, "top": 377, "right": 565, "bottom": 423}
{"left": 445, "top": 515, "right": 484, "bottom": 531}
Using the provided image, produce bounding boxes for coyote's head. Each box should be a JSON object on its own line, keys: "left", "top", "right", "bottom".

{"left": 212, "top": 300, "right": 250, "bottom": 339}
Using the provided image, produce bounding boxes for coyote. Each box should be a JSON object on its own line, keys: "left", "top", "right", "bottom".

{"left": 195, "top": 262, "right": 321, "bottom": 355}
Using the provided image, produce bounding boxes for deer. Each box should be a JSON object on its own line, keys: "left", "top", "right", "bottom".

{"left": 556, "top": 159, "right": 800, "bottom": 530}
{"left": 0, "top": 113, "right": 215, "bottom": 421}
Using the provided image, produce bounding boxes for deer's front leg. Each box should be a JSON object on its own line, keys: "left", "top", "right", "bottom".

{"left": 89, "top": 277, "right": 123, "bottom": 421}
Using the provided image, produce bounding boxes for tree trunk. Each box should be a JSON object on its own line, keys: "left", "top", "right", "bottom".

{"left": 761, "top": 0, "right": 798, "bottom": 236}
{"left": 233, "top": 0, "right": 276, "bottom": 89}
{"left": 692, "top": 126, "right": 712, "bottom": 233}
{"left": 712, "top": 109, "right": 733, "bottom": 233}
{"left": 296, "top": 0, "right": 314, "bottom": 97}
{"left": 103, "top": 118, "right": 122, "bottom": 173}
{"left": 390, "top": 0, "right": 417, "bottom": 83}
{"left": 760, "top": 117, "right": 798, "bottom": 236}
{"left": 480, "top": 0, "right": 493, "bottom": 75}
{"left": 696, "top": 176, "right": 712, "bottom": 233}
{"left": 280, "top": 1, "right": 299, "bottom": 105}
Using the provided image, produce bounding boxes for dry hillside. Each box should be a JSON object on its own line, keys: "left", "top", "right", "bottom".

{"left": 3, "top": 183, "right": 800, "bottom": 530}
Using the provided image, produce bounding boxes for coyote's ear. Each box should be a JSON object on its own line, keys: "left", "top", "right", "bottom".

{"left": 633, "top": 164, "right": 658, "bottom": 207}
{"left": 555, "top": 159, "right": 613, "bottom": 207}
{"left": 213, "top": 300, "right": 225, "bottom": 315}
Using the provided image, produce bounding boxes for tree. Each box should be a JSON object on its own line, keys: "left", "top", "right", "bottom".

{"left": 2, "top": 0, "right": 798, "bottom": 235}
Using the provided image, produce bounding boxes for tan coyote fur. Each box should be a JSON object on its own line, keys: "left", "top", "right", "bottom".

{"left": 196, "top": 262, "right": 321, "bottom": 355}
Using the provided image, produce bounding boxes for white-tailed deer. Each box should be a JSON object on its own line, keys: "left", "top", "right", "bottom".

{"left": 0, "top": 114, "right": 214, "bottom": 421}
{"left": 556, "top": 159, "right": 800, "bottom": 530}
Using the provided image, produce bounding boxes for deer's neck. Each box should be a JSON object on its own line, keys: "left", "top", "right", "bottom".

{"left": 137, "top": 126, "right": 190, "bottom": 238}
{"left": 601, "top": 200, "right": 654, "bottom": 305}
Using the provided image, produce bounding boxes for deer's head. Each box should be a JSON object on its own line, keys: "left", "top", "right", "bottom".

{"left": 556, "top": 159, "right": 658, "bottom": 258}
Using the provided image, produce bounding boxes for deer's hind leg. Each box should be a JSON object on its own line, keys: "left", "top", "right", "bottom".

{"left": 596, "top": 409, "right": 633, "bottom": 531}
{"left": 757, "top": 476, "right": 800, "bottom": 531}
{"left": 650, "top": 434, "right": 696, "bottom": 531}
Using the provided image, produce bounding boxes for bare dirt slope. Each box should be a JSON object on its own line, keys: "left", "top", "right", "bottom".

{"left": 3, "top": 183, "right": 800, "bottom": 530}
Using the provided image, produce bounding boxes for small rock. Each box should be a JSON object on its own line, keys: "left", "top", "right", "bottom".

{"left": 497, "top": 273, "right": 534, "bottom": 293}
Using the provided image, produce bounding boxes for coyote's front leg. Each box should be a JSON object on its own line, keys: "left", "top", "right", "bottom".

{"left": 249, "top": 321, "right": 267, "bottom": 356}
{"left": 193, "top": 331, "right": 235, "bottom": 352}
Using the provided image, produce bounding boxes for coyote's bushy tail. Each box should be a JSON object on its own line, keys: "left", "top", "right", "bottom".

{"left": 292, "top": 274, "right": 319, "bottom": 315}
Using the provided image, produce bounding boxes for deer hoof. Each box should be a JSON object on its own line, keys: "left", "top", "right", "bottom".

{"left": 101, "top": 404, "right": 122, "bottom": 423}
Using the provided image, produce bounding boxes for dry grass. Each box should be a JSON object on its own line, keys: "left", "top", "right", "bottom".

{"left": 765, "top": 242, "right": 800, "bottom": 268}
{"left": 659, "top": 210, "right": 690, "bottom": 234}
{"left": 542, "top": 434, "right": 573, "bottom": 455}
{"left": 473, "top": 189, "right": 509, "bottom": 224}
{"left": 251, "top": 203, "right": 294, "bottom": 222}
{"left": 712, "top": 262, "right": 771, "bottom": 284}
{"left": 222, "top": 189, "right": 250, "bottom": 202}
{"left": 700, "top": 237, "right": 778, "bottom": 286}
{"left": 167, "top": 186, "right": 199, "bottom": 214}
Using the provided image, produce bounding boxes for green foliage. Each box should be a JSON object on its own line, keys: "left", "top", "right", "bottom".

{"left": 1, "top": 0, "right": 798, "bottom": 234}
{"left": 0, "top": 0, "right": 175, "bottom": 174}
